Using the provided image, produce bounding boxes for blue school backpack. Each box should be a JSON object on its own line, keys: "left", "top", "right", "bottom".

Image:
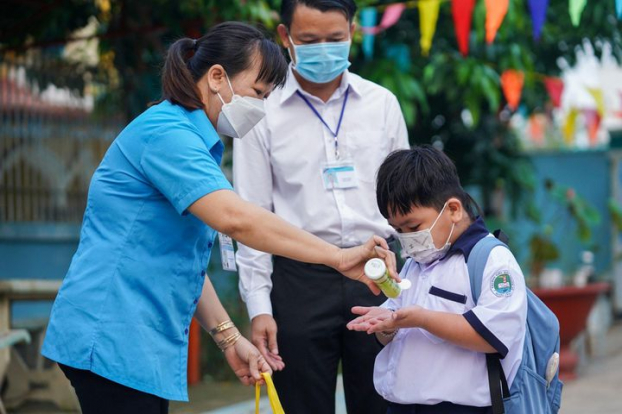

{"left": 468, "top": 235, "right": 563, "bottom": 414}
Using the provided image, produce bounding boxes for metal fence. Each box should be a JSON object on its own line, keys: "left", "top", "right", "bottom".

{"left": 0, "top": 54, "right": 121, "bottom": 223}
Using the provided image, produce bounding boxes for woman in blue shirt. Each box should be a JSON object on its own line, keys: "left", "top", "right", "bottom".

{"left": 42, "top": 22, "right": 397, "bottom": 414}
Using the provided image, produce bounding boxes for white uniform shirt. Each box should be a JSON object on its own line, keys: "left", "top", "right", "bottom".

{"left": 233, "top": 66, "right": 409, "bottom": 319}
{"left": 375, "top": 219, "right": 527, "bottom": 407}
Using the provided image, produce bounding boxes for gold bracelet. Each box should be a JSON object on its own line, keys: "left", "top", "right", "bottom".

{"left": 217, "top": 332, "right": 241, "bottom": 352}
{"left": 209, "top": 320, "right": 235, "bottom": 337}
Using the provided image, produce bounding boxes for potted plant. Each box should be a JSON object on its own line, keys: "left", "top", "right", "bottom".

{"left": 527, "top": 179, "right": 609, "bottom": 380}
{"left": 527, "top": 179, "right": 600, "bottom": 284}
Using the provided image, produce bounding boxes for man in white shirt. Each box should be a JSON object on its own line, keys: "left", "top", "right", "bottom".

{"left": 233, "top": 1, "right": 409, "bottom": 413}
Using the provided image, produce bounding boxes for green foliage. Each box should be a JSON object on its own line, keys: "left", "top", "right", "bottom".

{"left": 527, "top": 179, "right": 601, "bottom": 275}
{"left": 423, "top": 54, "right": 500, "bottom": 127}
{"left": 1, "top": 0, "right": 283, "bottom": 120}
{"left": 359, "top": 58, "right": 428, "bottom": 127}
{"left": 349, "top": 0, "right": 620, "bottom": 223}
{"left": 546, "top": 180, "right": 601, "bottom": 242}
{"left": 608, "top": 198, "right": 622, "bottom": 232}
{"left": 0, "top": 0, "right": 98, "bottom": 49}
{"left": 529, "top": 233, "right": 560, "bottom": 265}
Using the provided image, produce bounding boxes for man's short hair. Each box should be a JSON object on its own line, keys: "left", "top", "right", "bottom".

{"left": 280, "top": 0, "right": 357, "bottom": 28}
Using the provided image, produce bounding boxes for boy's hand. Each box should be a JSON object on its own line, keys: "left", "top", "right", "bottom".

{"left": 348, "top": 305, "right": 426, "bottom": 334}
{"left": 347, "top": 306, "right": 395, "bottom": 332}
{"left": 367, "top": 305, "right": 425, "bottom": 334}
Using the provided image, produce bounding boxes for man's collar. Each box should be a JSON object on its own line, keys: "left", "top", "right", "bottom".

{"left": 280, "top": 64, "right": 361, "bottom": 105}
{"left": 443, "top": 216, "right": 490, "bottom": 262}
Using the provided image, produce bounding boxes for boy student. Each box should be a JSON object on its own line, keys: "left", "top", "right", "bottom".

{"left": 347, "top": 146, "right": 527, "bottom": 414}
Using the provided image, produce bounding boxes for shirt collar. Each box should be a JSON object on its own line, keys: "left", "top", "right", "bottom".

{"left": 280, "top": 64, "right": 362, "bottom": 105}
{"left": 184, "top": 104, "right": 225, "bottom": 162}
{"left": 443, "top": 216, "right": 490, "bottom": 262}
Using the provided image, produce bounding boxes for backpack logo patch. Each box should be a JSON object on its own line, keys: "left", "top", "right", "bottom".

{"left": 491, "top": 272, "right": 514, "bottom": 297}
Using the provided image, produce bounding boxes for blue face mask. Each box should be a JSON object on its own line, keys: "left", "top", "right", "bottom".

{"left": 288, "top": 35, "right": 351, "bottom": 84}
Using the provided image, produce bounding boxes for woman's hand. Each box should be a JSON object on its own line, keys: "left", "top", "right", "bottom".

{"left": 223, "top": 335, "right": 272, "bottom": 386}
{"left": 336, "top": 235, "right": 400, "bottom": 294}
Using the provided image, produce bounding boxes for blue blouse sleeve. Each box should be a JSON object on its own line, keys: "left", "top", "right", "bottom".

{"left": 140, "top": 125, "right": 232, "bottom": 215}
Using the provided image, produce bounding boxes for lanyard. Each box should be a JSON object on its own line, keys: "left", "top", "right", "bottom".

{"left": 296, "top": 86, "right": 350, "bottom": 159}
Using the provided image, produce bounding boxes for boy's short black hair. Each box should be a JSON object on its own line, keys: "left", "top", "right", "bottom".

{"left": 376, "top": 146, "right": 479, "bottom": 220}
{"left": 280, "top": 0, "right": 357, "bottom": 28}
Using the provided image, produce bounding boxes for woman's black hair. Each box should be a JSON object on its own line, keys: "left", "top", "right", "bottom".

{"left": 376, "top": 146, "right": 482, "bottom": 220}
{"left": 280, "top": 0, "right": 357, "bottom": 28}
{"left": 160, "top": 22, "right": 288, "bottom": 110}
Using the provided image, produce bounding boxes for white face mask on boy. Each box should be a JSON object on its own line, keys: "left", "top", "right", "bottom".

{"left": 216, "top": 74, "right": 266, "bottom": 139}
{"left": 396, "top": 202, "right": 455, "bottom": 264}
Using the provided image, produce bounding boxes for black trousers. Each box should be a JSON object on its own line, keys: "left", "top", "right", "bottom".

{"left": 59, "top": 363, "right": 169, "bottom": 414}
{"left": 271, "top": 256, "right": 387, "bottom": 414}
{"left": 387, "top": 401, "right": 492, "bottom": 414}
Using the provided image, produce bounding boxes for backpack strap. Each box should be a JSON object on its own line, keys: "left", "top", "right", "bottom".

{"left": 486, "top": 354, "right": 511, "bottom": 414}
{"left": 467, "top": 236, "right": 507, "bottom": 305}
{"left": 467, "top": 235, "right": 510, "bottom": 414}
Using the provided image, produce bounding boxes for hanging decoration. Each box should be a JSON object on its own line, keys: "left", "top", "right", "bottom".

{"left": 528, "top": 113, "right": 547, "bottom": 145}
{"left": 361, "top": 3, "right": 406, "bottom": 35}
{"left": 569, "top": 0, "right": 587, "bottom": 27}
{"left": 452, "top": 0, "right": 476, "bottom": 56}
{"left": 419, "top": 0, "right": 441, "bottom": 56}
{"left": 501, "top": 70, "right": 525, "bottom": 110}
{"left": 485, "top": 0, "right": 509, "bottom": 44}
{"left": 563, "top": 108, "right": 579, "bottom": 143}
{"left": 544, "top": 77, "right": 564, "bottom": 108}
{"left": 582, "top": 109, "right": 601, "bottom": 145}
{"left": 587, "top": 88, "right": 605, "bottom": 117}
{"left": 360, "top": 7, "right": 378, "bottom": 60}
{"left": 527, "top": 0, "right": 549, "bottom": 40}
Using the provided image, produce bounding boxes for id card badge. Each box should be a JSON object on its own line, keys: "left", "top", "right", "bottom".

{"left": 218, "top": 233, "right": 237, "bottom": 272}
{"left": 321, "top": 160, "right": 358, "bottom": 190}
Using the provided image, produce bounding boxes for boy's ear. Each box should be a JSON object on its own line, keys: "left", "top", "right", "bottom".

{"left": 447, "top": 197, "right": 464, "bottom": 223}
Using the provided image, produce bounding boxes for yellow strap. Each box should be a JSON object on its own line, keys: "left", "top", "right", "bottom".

{"left": 255, "top": 372, "right": 285, "bottom": 414}
{"left": 255, "top": 379, "right": 260, "bottom": 413}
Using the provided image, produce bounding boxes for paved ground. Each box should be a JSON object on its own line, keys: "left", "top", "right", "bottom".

{"left": 193, "top": 323, "right": 622, "bottom": 414}
{"left": 559, "top": 321, "right": 622, "bottom": 414}
{"left": 10, "top": 322, "right": 622, "bottom": 413}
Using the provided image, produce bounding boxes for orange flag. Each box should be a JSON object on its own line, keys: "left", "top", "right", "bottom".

{"left": 583, "top": 109, "right": 601, "bottom": 146}
{"left": 485, "top": 0, "right": 509, "bottom": 44}
{"left": 501, "top": 70, "right": 524, "bottom": 110}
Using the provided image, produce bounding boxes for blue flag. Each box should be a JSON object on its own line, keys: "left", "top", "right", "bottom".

{"left": 360, "top": 7, "right": 378, "bottom": 60}
{"left": 528, "top": 0, "right": 549, "bottom": 40}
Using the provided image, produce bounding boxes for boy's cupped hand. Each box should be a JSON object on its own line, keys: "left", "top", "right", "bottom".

{"left": 347, "top": 305, "right": 424, "bottom": 334}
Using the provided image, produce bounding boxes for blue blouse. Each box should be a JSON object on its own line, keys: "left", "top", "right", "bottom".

{"left": 42, "top": 101, "right": 232, "bottom": 401}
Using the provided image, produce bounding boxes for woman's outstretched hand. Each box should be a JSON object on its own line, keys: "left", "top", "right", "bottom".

{"left": 223, "top": 335, "right": 272, "bottom": 386}
{"left": 335, "top": 235, "right": 400, "bottom": 294}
